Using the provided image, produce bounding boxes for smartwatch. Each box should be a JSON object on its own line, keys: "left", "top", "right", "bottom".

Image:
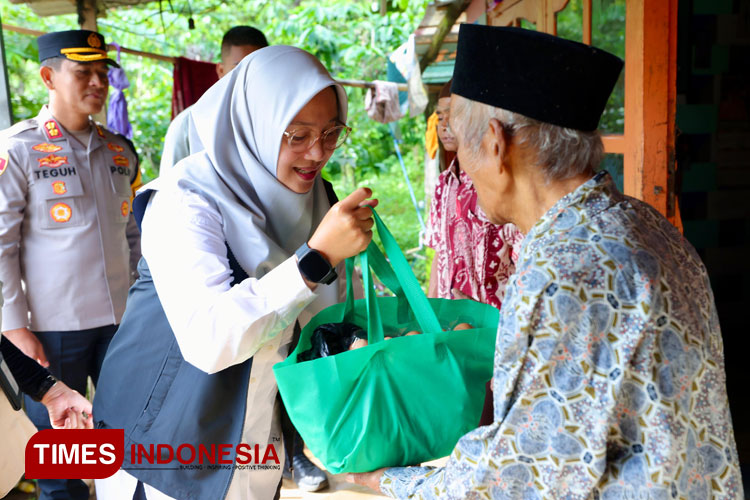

{"left": 295, "top": 242, "right": 337, "bottom": 285}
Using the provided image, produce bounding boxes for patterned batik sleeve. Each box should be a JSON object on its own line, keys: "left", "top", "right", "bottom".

{"left": 380, "top": 252, "right": 668, "bottom": 499}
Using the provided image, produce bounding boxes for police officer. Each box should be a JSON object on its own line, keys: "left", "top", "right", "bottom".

{"left": 0, "top": 30, "right": 141, "bottom": 500}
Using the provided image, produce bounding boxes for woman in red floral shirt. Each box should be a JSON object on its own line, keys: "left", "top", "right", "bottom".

{"left": 426, "top": 83, "right": 523, "bottom": 310}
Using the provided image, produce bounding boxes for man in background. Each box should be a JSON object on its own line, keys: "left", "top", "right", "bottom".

{"left": 159, "top": 25, "right": 268, "bottom": 170}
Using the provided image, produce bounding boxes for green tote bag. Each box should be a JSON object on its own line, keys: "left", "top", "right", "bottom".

{"left": 273, "top": 210, "right": 498, "bottom": 473}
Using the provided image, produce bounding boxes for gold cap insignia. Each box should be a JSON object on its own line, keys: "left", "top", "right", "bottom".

{"left": 87, "top": 33, "right": 102, "bottom": 48}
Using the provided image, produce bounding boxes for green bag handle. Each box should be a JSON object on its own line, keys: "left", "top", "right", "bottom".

{"left": 342, "top": 244, "right": 392, "bottom": 343}
{"left": 370, "top": 210, "right": 442, "bottom": 334}
{"left": 342, "top": 209, "right": 442, "bottom": 344}
{"left": 360, "top": 247, "right": 385, "bottom": 343}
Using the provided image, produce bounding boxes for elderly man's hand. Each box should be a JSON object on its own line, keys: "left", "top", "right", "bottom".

{"left": 346, "top": 468, "right": 387, "bottom": 493}
{"left": 41, "top": 381, "right": 93, "bottom": 429}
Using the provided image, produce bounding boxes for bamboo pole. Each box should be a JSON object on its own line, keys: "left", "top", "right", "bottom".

{"left": 2, "top": 23, "right": 176, "bottom": 63}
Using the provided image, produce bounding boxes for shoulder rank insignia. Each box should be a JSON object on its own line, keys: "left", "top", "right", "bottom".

{"left": 32, "top": 143, "right": 63, "bottom": 153}
{"left": 38, "top": 154, "right": 68, "bottom": 168}
{"left": 107, "top": 142, "right": 124, "bottom": 153}
{"left": 44, "top": 120, "right": 64, "bottom": 140}
{"left": 52, "top": 181, "right": 67, "bottom": 195}
{"left": 95, "top": 124, "right": 106, "bottom": 138}
{"left": 112, "top": 154, "right": 129, "bottom": 167}
{"left": 50, "top": 202, "right": 72, "bottom": 223}
{"left": 0, "top": 151, "right": 8, "bottom": 177}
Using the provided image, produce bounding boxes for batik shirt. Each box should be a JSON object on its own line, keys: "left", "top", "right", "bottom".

{"left": 426, "top": 161, "right": 523, "bottom": 309}
{"left": 381, "top": 171, "right": 742, "bottom": 499}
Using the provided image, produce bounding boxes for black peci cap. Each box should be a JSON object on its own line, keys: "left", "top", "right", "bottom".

{"left": 451, "top": 24, "right": 623, "bottom": 132}
{"left": 37, "top": 30, "right": 119, "bottom": 68}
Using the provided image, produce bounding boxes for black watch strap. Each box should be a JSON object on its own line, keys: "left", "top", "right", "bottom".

{"left": 295, "top": 243, "right": 337, "bottom": 285}
{"left": 33, "top": 374, "right": 58, "bottom": 402}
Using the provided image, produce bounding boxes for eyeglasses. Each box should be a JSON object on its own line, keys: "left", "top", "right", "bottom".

{"left": 282, "top": 124, "right": 352, "bottom": 153}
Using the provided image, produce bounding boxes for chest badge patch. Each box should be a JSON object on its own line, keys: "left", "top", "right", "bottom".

{"left": 52, "top": 181, "right": 67, "bottom": 195}
{"left": 38, "top": 154, "right": 68, "bottom": 168}
{"left": 50, "top": 202, "right": 72, "bottom": 223}
{"left": 0, "top": 151, "right": 8, "bottom": 178}
{"left": 43, "top": 120, "right": 63, "bottom": 140}
{"left": 107, "top": 142, "right": 124, "bottom": 153}
{"left": 112, "top": 155, "right": 129, "bottom": 167}
{"left": 32, "top": 143, "right": 63, "bottom": 153}
{"left": 120, "top": 200, "right": 130, "bottom": 217}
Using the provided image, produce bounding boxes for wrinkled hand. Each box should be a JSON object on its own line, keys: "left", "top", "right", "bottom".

{"left": 346, "top": 468, "right": 387, "bottom": 493}
{"left": 41, "top": 381, "right": 93, "bottom": 429}
{"left": 308, "top": 187, "right": 378, "bottom": 268}
{"left": 3, "top": 327, "right": 49, "bottom": 367}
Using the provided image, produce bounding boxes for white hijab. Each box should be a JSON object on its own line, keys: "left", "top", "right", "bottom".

{"left": 158, "top": 46, "right": 347, "bottom": 316}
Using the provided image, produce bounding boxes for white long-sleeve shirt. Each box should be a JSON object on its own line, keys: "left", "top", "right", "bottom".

{"left": 97, "top": 182, "right": 343, "bottom": 500}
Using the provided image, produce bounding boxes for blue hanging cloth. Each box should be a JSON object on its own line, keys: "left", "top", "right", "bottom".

{"left": 106, "top": 43, "right": 133, "bottom": 139}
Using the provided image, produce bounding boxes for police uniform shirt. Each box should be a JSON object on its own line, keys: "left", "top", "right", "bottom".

{"left": 0, "top": 105, "right": 142, "bottom": 332}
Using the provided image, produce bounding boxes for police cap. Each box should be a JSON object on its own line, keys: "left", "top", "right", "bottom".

{"left": 37, "top": 30, "right": 119, "bottom": 68}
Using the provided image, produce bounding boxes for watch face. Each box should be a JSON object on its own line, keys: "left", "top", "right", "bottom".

{"left": 301, "top": 250, "right": 331, "bottom": 282}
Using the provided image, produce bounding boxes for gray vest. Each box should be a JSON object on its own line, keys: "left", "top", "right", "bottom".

{"left": 93, "top": 188, "right": 253, "bottom": 500}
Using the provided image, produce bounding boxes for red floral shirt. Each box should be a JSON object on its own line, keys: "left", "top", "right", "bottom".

{"left": 425, "top": 161, "right": 524, "bottom": 309}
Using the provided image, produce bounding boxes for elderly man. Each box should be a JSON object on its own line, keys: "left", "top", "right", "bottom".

{"left": 350, "top": 24, "right": 742, "bottom": 498}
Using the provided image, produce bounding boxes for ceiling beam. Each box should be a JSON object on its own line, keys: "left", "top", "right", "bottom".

{"left": 419, "top": 0, "right": 470, "bottom": 73}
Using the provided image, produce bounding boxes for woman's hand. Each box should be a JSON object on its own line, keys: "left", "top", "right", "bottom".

{"left": 41, "top": 381, "right": 94, "bottom": 429}
{"left": 308, "top": 187, "right": 378, "bottom": 268}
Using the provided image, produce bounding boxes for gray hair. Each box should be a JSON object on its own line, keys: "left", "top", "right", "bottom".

{"left": 450, "top": 95, "right": 603, "bottom": 181}
{"left": 40, "top": 56, "right": 67, "bottom": 71}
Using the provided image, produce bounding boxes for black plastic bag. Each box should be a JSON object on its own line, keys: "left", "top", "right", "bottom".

{"left": 297, "top": 322, "right": 367, "bottom": 362}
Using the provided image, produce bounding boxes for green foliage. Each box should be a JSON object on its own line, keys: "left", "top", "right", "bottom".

{"left": 2, "top": 0, "right": 431, "bottom": 287}
{"left": 556, "top": 0, "right": 626, "bottom": 134}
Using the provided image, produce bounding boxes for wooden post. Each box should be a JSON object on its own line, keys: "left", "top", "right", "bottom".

{"left": 77, "top": 0, "right": 98, "bottom": 31}
{"left": 582, "top": 0, "right": 592, "bottom": 45}
{"left": 623, "top": 0, "right": 679, "bottom": 227}
{"left": 76, "top": 0, "right": 107, "bottom": 124}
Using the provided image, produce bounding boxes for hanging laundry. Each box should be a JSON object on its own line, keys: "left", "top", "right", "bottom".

{"left": 106, "top": 44, "right": 133, "bottom": 139}
{"left": 389, "top": 34, "right": 428, "bottom": 117}
{"left": 364, "top": 80, "right": 403, "bottom": 123}
{"left": 171, "top": 57, "right": 218, "bottom": 118}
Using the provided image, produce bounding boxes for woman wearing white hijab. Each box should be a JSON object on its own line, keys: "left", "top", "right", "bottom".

{"left": 93, "top": 46, "right": 376, "bottom": 500}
